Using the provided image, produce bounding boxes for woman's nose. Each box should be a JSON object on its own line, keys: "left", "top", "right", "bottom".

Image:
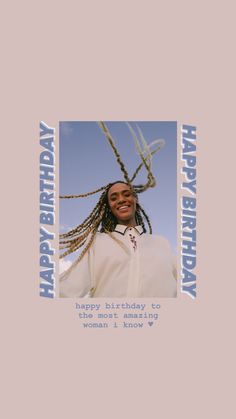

{"left": 117, "top": 196, "right": 126, "bottom": 204}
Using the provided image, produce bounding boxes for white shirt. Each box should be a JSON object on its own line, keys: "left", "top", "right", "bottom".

{"left": 60, "top": 225, "right": 177, "bottom": 298}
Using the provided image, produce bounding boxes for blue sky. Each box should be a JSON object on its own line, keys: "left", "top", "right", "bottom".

{"left": 59, "top": 121, "right": 177, "bottom": 266}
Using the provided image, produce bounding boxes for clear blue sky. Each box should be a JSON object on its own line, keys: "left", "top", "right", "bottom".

{"left": 59, "top": 121, "right": 177, "bottom": 262}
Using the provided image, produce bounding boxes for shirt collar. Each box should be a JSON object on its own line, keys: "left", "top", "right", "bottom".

{"left": 114, "top": 224, "right": 144, "bottom": 235}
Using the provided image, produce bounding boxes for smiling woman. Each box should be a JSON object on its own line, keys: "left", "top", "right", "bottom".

{"left": 108, "top": 183, "right": 137, "bottom": 226}
{"left": 59, "top": 121, "right": 177, "bottom": 298}
{"left": 60, "top": 181, "right": 177, "bottom": 298}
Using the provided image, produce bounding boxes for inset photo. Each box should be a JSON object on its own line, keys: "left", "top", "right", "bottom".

{"left": 59, "top": 121, "right": 177, "bottom": 298}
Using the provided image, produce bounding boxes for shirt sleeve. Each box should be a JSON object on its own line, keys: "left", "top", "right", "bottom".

{"left": 172, "top": 254, "right": 177, "bottom": 280}
{"left": 59, "top": 249, "right": 93, "bottom": 298}
{"left": 163, "top": 237, "right": 177, "bottom": 281}
{"left": 156, "top": 235, "right": 177, "bottom": 297}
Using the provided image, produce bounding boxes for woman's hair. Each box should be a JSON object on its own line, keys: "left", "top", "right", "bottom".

{"left": 60, "top": 122, "right": 164, "bottom": 267}
{"left": 100, "top": 181, "right": 152, "bottom": 233}
{"left": 59, "top": 181, "right": 152, "bottom": 261}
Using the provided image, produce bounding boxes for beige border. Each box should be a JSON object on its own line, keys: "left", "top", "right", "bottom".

{"left": 2, "top": 2, "right": 235, "bottom": 417}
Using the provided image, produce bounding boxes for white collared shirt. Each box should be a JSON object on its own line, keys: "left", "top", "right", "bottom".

{"left": 60, "top": 225, "right": 177, "bottom": 298}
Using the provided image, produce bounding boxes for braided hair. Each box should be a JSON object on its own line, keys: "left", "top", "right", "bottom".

{"left": 60, "top": 122, "right": 164, "bottom": 267}
{"left": 60, "top": 181, "right": 152, "bottom": 259}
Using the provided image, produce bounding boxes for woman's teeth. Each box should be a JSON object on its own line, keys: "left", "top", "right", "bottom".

{"left": 118, "top": 206, "right": 129, "bottom": 210}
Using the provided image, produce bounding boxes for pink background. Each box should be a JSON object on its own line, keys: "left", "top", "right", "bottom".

{"left": 2, "top": 1, "right": 235, "bottom": 418}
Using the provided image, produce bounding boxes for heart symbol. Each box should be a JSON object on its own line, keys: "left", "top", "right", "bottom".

{"left": 148, "top": 322, "right": 153, "bottom": 327}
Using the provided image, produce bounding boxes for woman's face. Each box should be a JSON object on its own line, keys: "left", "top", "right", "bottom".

{"left": 107, "top": 183, "right": 137, "bottom": 226}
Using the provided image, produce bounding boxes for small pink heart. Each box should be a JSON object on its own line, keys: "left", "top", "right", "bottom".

{"left": 148, "top": 322, "right": 153, "bottom": 327}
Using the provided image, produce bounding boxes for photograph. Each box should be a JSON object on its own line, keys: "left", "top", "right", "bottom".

{"left": 59, "top": 121, "right": 177, "bottom": 298}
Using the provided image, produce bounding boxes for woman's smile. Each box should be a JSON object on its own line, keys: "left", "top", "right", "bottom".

{"left": 108, "top": 183, "right": 137, "bottom": 226}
